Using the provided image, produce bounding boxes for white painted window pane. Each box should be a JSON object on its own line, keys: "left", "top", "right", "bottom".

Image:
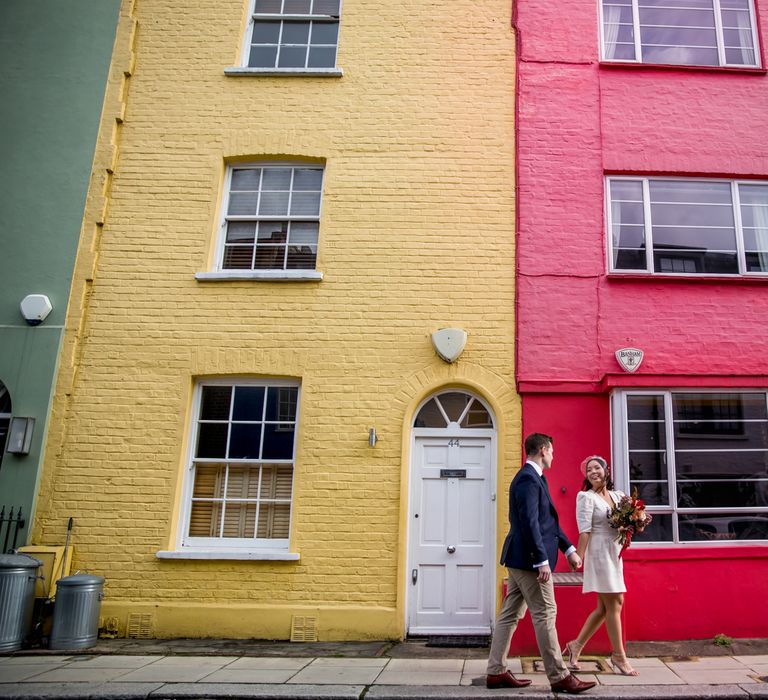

{"left": 313, "top": 0, "right": 340, "bottom": 14}
{"left": 223, "top": 246, "right": 255, "bottom": 269}
{"left": 262, "top": 168, "right": 292, "bottom": 190}
{"left": 282, "top": 21, "right": 310, "bottom": 43}
{"left": 610, "top": 180, "right": 646, "bottom": 270}
{"left": 414, "top": 399, "right": 447, "bottom": 428}
{"left": 255, "top": 0, "right": 282, "bottom": 12}
{"left": 278, "top": 45, "right": 308, "bottom": 67}
{"left": 290, "top": 191, "right": 321, "bottom": 216}
{"left": 197, "top": 423, "right": 229, "bottom": 458}
{"left": 257, "top": 221, "right": 288, "bottom": 242}
{"left": 233, "top": 387, "right": 266, "bottom": 420}
{"left": 293, "top": 168, "right": 323, "bottom": 191}
{"left": 285, "top": 0, "right": 311, "bottom": 12}
{"left": 231, "top": 169, "right": 262, "bottom": 190}
{"left": 249, "top": 46, "right": 278, "bottom": 67}
{"left": 310, "top": 22, "right": 339, "bottom": 43}
{"left": 642, "top": 44, "right": 719, "bottom": 64}
{"left": 252, "top": 21, "right": 281, "bottom": 43}
{"left": 259, "top": 191, "right": 290, "bottom": 215}
{"left": 254, "top": 245, "right": 286, "bottom": 269}
{"left": 290, "top": 222, "right": 319, "bottom": 245}
{"left": 740, "top": 186, "right": 768, "bottom": 271}
{"left": 229, "top": 192, "right": 260, "bottom": 216}
{"left": 307, "top": 46, "right": 336, "bottom": 67}
{"left": 649, "top": 180, "right": 731, "bottom": 203}
{"left": 229, "top": 424, "right": 263, "bottom": 458}
{"left": 226, "top": 222, "right": 257, "bottom": 243}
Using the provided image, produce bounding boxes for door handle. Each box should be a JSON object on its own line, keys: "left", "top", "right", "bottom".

{"left": 447, "top": 545, "right": 456, "bottom": 554}
{"left": 412, "top": 568, "right": 418, "bottom": 584}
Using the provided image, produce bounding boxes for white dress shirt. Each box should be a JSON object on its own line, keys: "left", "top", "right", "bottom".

{"left": 525, "top": 460, "right": 576, "bottom": 568}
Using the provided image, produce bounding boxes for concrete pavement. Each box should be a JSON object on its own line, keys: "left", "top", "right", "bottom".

{"left": 1, "top": 640, "right": 767, "bottom": 700}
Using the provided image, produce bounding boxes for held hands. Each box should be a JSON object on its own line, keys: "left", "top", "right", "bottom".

{"left": 567, "top": 551, "right": 582, "bottom": 571}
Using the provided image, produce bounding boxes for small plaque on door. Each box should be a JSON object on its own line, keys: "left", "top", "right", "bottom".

{"left": 440, "top": 469, "right": 467, "bottom": 478}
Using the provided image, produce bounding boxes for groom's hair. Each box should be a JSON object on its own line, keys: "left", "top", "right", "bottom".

{"left": 524, "top": 432, "right": 553, "bottom": 457}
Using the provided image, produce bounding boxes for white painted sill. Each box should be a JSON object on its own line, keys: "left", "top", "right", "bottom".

{"left": 224, "top": 67, "right": 343, "bottom": 77}
{"left": 156, "top": 550, "right": 300, "bottom": 561}
{"left": 195, "top": 270, "right": 323, "bottom": 282}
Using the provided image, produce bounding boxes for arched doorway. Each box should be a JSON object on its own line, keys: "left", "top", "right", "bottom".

{"left": 0, "top": 381, "right": 11, "bottom": 471}
{"left": 407, "top": 390, "right": 497, "bottom": 636}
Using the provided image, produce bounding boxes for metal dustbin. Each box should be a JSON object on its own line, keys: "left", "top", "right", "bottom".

{"left": 49, "top": 574, "right": 105, "bottom": 650}
{"left": 0, "top": 553, "right": 42, "bottom": 652}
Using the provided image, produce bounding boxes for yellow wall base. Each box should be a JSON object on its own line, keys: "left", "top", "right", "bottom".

{"left": 100, "top": 601, "right": 402, "bottom": 641}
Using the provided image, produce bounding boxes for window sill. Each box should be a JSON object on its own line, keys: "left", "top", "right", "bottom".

{"left": 607, "top": 272, "right": 768, "bottom": 284}
{"left": 224, "top": 67, "right": 343, "bottom": 78}
{"left": 196, "top": 270, "right": 323, "bottom": 282}
{"left": 156, "top": 550, "right": 300, "bottom": 561}
{"left": 599, "top": 60, "right": 766, "bottom": 75}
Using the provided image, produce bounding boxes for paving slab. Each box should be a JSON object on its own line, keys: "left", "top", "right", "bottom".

{"left": 0, "top": 681, "right": 163, "bottom": 699}
{"left": 365, "top": 688, "right": 552, "bottom": 699}
{"left": 286, "top": 666, "right": 384, "bottom": 684}
{"left": 148, "top": 657, "right": 239, "bottom": 668}
{"left": 0, "top": 657, "right": 73, "bottom": 665}
{"left": 665, "top": 657, "right": 745, "bottom": 670}
{"left": 670, "top": 669, "right": 760, "bottom": 684}
{"left": 224, "top": 658, "right": 312, "bottom": 671}
{"left": 744, "top": 685, "right": 768, "bottom": 698}
{"left": 197, "top": 669, "right": 301, "bottom": 683}
{"left": 65, "top": 655, "right": 162, "bottom": 668}
{"left": 116, "top": 665, "right": 225, "bottom": 683}
{"left": 735, "top": 657, "right": 768, "bottom": 666}
{"left": 596, "top": 666, "right": 687, "bottom": 685}
{"left": 0, "top": 665, "right": 67, "bottom": 683}
{"left": 148, "top": 683, "right": 364, "bottom": 698}
{"left": 573, "top": 687, "right": 750, "bottom": 699}
{"left": 22, "top": 666, "right": 135, "bottom": 683}
{"left": 381, "top": 660, "right": 464, "bottom": 672}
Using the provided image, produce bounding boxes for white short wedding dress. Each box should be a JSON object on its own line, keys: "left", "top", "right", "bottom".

{"left": 576, "top": 489, "right": 626, "bottom": 593}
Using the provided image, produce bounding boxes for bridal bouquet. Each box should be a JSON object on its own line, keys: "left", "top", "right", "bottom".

{"left": 607, "top": 487, "right": 652, "bottom": 557}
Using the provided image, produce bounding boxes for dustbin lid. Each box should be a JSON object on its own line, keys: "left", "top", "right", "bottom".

{"left": 0, "top": 553, "right": 42, "bottom": 570}
{"left": 57, "top": 574, "right": 105, "bottom": 587}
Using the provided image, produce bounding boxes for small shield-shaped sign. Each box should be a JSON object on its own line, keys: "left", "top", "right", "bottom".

{"left": 432, "top": 328, "right": 467, "bottom": 364}
{"left": 615, "top": 347, "right": 644, "bottom": 373}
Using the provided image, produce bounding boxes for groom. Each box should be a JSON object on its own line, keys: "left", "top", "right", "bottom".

{"left": 486, "top": 433, "right": 596, "bottom": 694}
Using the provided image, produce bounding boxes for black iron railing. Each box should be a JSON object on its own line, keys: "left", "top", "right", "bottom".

{"left": 0, "top": 505, "right": 25, "bottom": 553}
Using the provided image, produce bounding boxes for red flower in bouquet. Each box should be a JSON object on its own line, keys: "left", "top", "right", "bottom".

{"left": 607, "top": 487, "right": 652, "bottom": 557}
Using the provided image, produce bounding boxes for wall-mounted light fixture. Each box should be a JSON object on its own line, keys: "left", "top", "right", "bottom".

{"left": 368, "top": 427, "right": 378, "bottom": 447}
{"left": 7, "top": 417, "right": 35, "bottom": 455}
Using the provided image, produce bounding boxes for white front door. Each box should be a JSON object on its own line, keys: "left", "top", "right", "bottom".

{"left": 407, "top": 435, "right": 494, "bottom": 635}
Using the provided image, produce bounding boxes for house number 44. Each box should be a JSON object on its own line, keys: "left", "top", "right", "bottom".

{"left": 447, "top": 439, "right": 460, "bottom": 447}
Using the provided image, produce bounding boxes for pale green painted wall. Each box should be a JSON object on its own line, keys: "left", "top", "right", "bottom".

{"left": 0, "top": 0, "right": 120, "bottom": 540}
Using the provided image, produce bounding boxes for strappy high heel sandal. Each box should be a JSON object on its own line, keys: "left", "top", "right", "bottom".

{"left": 611, "top": 652, "right": 639, "bottom": 676}
{"left": 561, "top": 640, "right": 584, "bottom": 670}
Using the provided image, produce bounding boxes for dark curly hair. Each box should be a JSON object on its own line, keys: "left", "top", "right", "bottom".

{"left": 581, "top": 455, "right": 615, "bottom": 491}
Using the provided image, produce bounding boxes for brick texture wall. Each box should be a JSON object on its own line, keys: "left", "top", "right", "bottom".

{"left": 516, "top": 0, "right": 768, "bottom": 384}
{"left": 33, "top": 0, "right": 519, "bottom": 639}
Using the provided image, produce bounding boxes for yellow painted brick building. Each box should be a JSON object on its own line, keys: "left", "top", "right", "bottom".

{"left": 33, "top": 0, "right": 518, "bottom": 640}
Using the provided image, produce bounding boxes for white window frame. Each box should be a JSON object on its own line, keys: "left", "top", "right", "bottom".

{"left": 611, "top": 388, "right": 768, "bottom": 545}
{"left": 606, "top": 176, "right": 768, "bottom": 277}
{"left": 198, "top": 162, "right": 325, "bottom": 282}
{"left": 172, "top": 378, "right": 300, "bottom": 556}
{"left": 225, "top": 0, "right": 343, "bottom": 77}
{"left": 598, "top": 0, "right": 761, "bottom": 68}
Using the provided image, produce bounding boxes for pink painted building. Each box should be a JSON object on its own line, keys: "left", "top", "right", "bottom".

{"left": 514, "top": 0, "right": 768, "bottom": 648}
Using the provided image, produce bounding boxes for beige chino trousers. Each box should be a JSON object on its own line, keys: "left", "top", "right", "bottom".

{"left": 486, "top": 567, "right": 570, "bottom": 683}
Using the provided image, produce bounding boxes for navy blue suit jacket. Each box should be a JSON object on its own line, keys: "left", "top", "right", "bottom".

{"left": 499, "top": 462, "right": 573, "bottom": 570}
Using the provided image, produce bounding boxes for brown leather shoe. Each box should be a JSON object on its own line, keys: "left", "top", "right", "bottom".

{"left": 486, "top": 671, "right": 533, "bottom": 689}
{"left": 550, "top": 673, "right": 597, "bottom": 694}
